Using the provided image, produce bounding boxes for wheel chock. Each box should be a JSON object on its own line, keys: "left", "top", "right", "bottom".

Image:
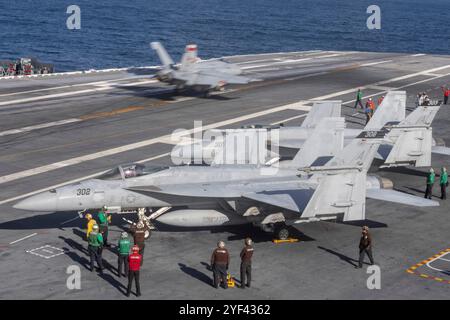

{"left": 272, "top": 238, "right": 299, "bottom": 244}
{"left": 227, "top": 273, "right": 236, "bottom": 288}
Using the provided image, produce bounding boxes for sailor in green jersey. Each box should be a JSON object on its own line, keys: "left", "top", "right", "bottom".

{"left": 88, "top": 224, "right": 104, "bottom": 273}
{"left": 98, "top": 207, "right": 111, "bottom": 247}
{"left": 440, "top": 167, "right": 448, "bottom": 200}
{"left": 354, "top": 89, "right": 364, "bottom": 109}
{"left": 425, "top": 168, "right": 435, "bottom": 199}
{"left": 118, "top": 232, "right": 131, "bottom": 277}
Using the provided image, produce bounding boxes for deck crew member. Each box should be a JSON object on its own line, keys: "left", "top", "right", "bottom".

{"left": 88, "top": 224, "right": 104, "bottom": 274}
{"left": 98, "top": 207, "right": 111, "bottom": 247}
{"left": 440, "top": 167, "right": 448, "bottom": 200}
{"left": 211, "top": 241, "right": 230, "bottom": 289}
{"left": 357, "top": 226, "right": 374, "bottom": 268}
{"left": 366, "top": 98, "right": 376, "bottom": 116}
{"left": 85, "top": 213, "right": 96, "bottom": 240}
{"left": 354, "top": 89, "right": 364, "bottom": 109}
{"left": 130, "top": 220, "right": 147, "bottom": 266}
{"left": 118, "top": 232, "right": 131, "bottom": 277}
{"left": 442, "top": 86, "right": 450, "bottom": 105}
{"left": 240, "top": 238, "right": 254, "bottom": 289}
{"left": 425, "top": 168, "right": 435, "bottom": 199}
{"left": 126, "top": 245, "right": 142, "bottom": 297}
{"left": 364, "top": 105, "right": 372, "bottom": 124}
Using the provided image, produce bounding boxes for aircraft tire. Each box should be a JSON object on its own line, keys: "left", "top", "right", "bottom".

{"left": 274, "top": 223, "right": 290, "bottom": 240}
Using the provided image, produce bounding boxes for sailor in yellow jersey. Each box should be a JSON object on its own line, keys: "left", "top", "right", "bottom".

{"left": 85, "top": 213, "right": 97, "bottom": 240}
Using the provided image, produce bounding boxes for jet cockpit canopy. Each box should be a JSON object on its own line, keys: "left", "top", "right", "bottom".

{"left": 97, "top": 163, "right": 168, "bottom": 180}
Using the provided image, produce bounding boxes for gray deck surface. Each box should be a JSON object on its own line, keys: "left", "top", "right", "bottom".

{"left": 1, "top": 51, "right": 450, "bottom": 299}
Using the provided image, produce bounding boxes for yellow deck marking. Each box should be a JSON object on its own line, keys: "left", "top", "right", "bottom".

{"left": 406, "top": 248, "right": 450, "bottom": 285}
{"left": 79, "top": 106, "right": 145, "bottom": 120}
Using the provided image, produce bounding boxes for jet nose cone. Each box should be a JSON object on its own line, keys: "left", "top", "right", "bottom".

{"left": 13, "top": 192, "right": 58, "bottom": 212}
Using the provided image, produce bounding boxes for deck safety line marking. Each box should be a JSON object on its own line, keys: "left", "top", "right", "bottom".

{"left": 1, "top": 64, "right": 450, "bottom": 203}
{"left": 240, "top": 58, "right": 312, "bottom": 69}
{"left": 9, "top": 232, "right": 37, "bottom": 244}
{"left": 26, "top": 245, "right": 66, "bottom": 259}
{"left": 405, "top": 248, "right": 450, "bottom": 285}
{"left": 240, "top": 52, "right": 353, "bottom": 70}
{"left": 0, "top": 76, "right": 147, "bottom": 98}
{"left": 0, "top": 119, "right": 81, "bottom": 137}
{"left": 425, "top": 252, "right": 450, "bottom": 272}
{"left": 0, "top": 66, "right": 160, "bottom": 80}
{"left": 360, "top": 60, "right": 392, "bottom": 67}
{"left": 270, "top": 113, "right": 308, "bottom": 125}
{"left": 0, "top": 79, "right": 158, "bottom": 107}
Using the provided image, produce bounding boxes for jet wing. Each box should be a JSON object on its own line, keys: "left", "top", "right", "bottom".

{"left": 366, "top": 189, "right": 439, "bottom": 207}
{"left": 128, "top": 183, "right": 239, "bottom": 198}
{"left": 242, "top": 189, "right": 314, "bottom": 213}
{"left": 127, "top": 178, "right": 313, "bottom": 212}
{"left": 127, "top": 178, "right": 309, "bottom": 197}
{"left": 276, "top": 139, "right": 304, "bottom": 149}
{"left": 432, "top": 146, "right": 450, "bottom": 156}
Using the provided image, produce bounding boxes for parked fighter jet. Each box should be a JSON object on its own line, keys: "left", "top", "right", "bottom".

{"left": 150, "top": 42, "right": 251, "bottom": 95}
{"left": 14, "top": 117, "right": 438, "bottom": 239}
{"left": 173, "top": 91, "right": 449, "bottom": 167}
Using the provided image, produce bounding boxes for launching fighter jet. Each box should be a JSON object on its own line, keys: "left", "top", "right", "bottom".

{"left": 150, "top": 42, "right": 251, "bottom": 95}
{"left": 173, "top": 91, "right": 449, "bottom": 168}
{"left": 14, "top": 117, "right": 438, "bottom": 239}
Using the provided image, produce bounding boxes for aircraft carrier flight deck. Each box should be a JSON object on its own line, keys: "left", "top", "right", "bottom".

{"left": 1, "top": 51, "right": 450, "bottom": 299}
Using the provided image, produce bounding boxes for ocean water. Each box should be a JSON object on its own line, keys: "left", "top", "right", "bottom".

{"left": 0, "top": 0, "right": 449, "bottom": 71}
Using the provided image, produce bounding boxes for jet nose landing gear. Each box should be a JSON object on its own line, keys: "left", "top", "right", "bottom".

{"left": 274, "top": 222, "right": 290, "bottom": 240}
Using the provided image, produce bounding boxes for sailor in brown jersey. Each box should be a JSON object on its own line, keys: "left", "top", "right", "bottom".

{"left": 210, "top": 241, "right": 230, "bottom": 289}
{"left": 240, "top": 238, "right": 254, "bottom": 289}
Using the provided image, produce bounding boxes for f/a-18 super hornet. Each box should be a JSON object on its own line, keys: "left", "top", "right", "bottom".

{"left": 172, "top": 91, "right": 449, "bottom": 168}
{"left": 14, "top": 117, "right": 438, "bottom": 239}
{"left": 150, "top": 42, "right": 251, "bottom": 95}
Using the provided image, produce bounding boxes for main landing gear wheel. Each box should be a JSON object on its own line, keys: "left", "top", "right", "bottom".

{"left": 274, "top": 223, "right": 290, "bottom": 240}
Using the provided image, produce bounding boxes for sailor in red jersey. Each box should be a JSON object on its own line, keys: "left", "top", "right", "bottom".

{"left": 126, "top": 245, "right": 142, "bottom": 297}
{"left": 442, "top": 86, "right": 450, "bottom": 105}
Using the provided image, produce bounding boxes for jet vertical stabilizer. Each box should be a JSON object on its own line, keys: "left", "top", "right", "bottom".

{"left": 283, "top": 117, "right": 345, "bottom": 168}
{"left": 381, "top": 104, "right": 440, "bottom": 167}
{"left": 300, "top": 137, "right": 381, "bottom": 221}
{"left": 180, "top": 44, "right": 199, "bottom": 69}
{"left": 399, "top": 105, "right": 440, "bottom": 127}
{"left": 150, "top": 42, "right": 175, "bottom": 68}
{"left": 364, "top": 91, "right": 406, "bottom": 130}
{"left": 300, "top": 101, "right": 342, "bottom": 129}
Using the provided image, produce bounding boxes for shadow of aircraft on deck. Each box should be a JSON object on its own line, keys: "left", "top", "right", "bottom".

{"left": 0, "top": 211, "right": 313, "bottom": 244}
